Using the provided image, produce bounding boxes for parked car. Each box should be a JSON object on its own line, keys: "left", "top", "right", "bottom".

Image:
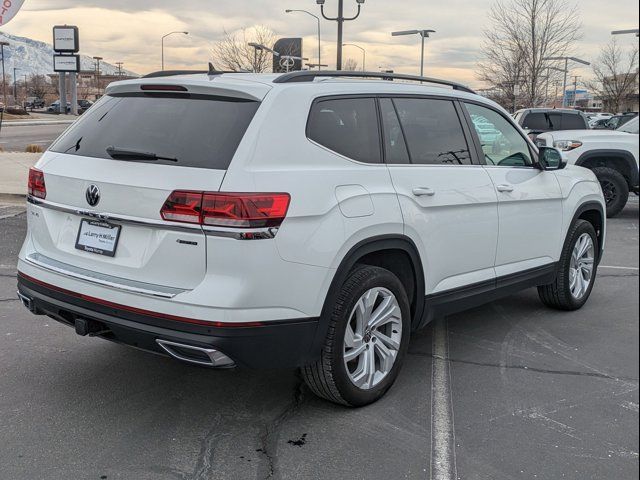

{"left": 537, "top": 116, "right": 639, "bottom": 217}
{"left": 25, "top": 97, "right": 45, "bottom": 109}
{"left": 514, "top": 108, "right": 590, "bottom": 141}
{"left": 592, "top": 112, "right": 638, "bottom": 130}
{"left": 587, "top": 113, "right": 613, "bottom": 127}
{"left": 47, "top": 100, "right": 92, "bottom": 114}
{"left": 17, "top": 71, "right": 606, "bottom": 406}
{"left": 47, "top": 101, "right": 71, "bottom": 113}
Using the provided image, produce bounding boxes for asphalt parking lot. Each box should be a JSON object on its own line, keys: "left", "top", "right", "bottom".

{"left": 0, "top": 198, "right": 638, "bottom": 480}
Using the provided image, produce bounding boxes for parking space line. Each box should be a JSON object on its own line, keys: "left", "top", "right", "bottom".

{"left": 600, "top": 266, "right": 639, "bottom": 271}
{"left": 430, "top": 318, "right": 457, "bottom": 480}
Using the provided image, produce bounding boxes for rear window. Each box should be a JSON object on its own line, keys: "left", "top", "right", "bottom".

{"left": 521, "top": 112, "right": 562, "bottom": 130}
{"left": 561, "top": 114, "right": 587, "bottom": 129}
{"left": 50, "top": 94, "right": 260, "bottom": 169}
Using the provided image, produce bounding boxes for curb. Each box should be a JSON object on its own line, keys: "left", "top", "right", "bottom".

{"left": 0, "top": 120, "right": 76, "bottom": 127}
{"left": 0, "top": 193, "right": 26, "bottom": 201}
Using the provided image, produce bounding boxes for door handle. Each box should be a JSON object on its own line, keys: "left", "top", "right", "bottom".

{"left": 496, "top": 184, "right": 514, "bottom": 193}
{"left": 412, "top": 187, "right": 436, "bottom": 197}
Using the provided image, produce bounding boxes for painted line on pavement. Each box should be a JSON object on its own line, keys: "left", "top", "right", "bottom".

{"left": 600, "top": 265, "right": 639, "bottom": 271}
{"left": 430, "top": 317, "right": 457, "bottom": 480}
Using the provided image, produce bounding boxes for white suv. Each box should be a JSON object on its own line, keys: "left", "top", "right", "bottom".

{"left": 17, "top": 70, "right": 606, "bottom": 406}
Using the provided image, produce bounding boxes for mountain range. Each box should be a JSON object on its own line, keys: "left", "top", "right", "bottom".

{"left": 0, "top": 32, "right": 138, "bottom": 78}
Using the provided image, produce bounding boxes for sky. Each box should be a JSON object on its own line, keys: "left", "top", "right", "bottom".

{"left": 2, "top": 0, "right": 639, "bottom": 88}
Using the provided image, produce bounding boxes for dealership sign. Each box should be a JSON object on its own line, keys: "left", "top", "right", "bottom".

{"left": 53, "top": 25, "right": 80, "bottom": 53}
{"left": 53, "top": 54, "right": 80, "bottom": 72}
{"left": 0, "top": 0, "right": 26, "bottom": 26}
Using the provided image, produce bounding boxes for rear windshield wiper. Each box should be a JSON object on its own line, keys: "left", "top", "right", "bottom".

{"left": 105, "top": 145, "right": 178, "bottom": 162}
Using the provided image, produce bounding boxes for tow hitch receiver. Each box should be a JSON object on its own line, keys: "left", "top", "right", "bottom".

{"left": 75, "top": 318, "right": 109, "bottom": 337}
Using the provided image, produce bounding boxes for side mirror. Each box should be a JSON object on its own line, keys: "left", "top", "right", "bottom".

{"left": 537, "top": 146, "right": 566, "bottom": 171}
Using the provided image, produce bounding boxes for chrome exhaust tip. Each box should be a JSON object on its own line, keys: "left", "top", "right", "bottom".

{"left": 155, "top": 339, "right": 235, "bottom": 368}
{"left": 17, "top": 291, "right": 35, "bottom": 312}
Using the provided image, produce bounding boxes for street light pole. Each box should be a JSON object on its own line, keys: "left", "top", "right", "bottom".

{"left": 0, "top": 41, "right": 8, "bottom": 110}
{"left": 391, "top": 29, "right": 436, "bottom": 76}
{"left": 611, "top": 29, "right": 640, "bottom": 37}
{"left": 543, "top": 56, "right": 590, "bottom": 108}
{"left": 12, "top": 67, "right": 20, "bottom": 106}
{"left": 92, "top": 56, "right": 103, "bottom": 96}
{"left": 161, "top": 31, "right": 189, "bottom": 70}
{"left": 248, "top": 43, "right": 279, "bottom": 73}
{"left": 317, "top": 0, "right": 366, "bottom": 70}
{"left": 286, "top": 9, "right": 322, "bottom": 70}
{"left": 342, "top": 43, "right": 366, "bottom": 71}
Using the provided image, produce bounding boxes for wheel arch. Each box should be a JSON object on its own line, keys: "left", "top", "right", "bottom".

{"left": 576, "top": 149, "right": 639, "bottom": 188}
{"left": 570, "top": 201, "right": 606, "bottom": 263}
{"left": 313, "top": 235, "right": 426, "bottom": 355}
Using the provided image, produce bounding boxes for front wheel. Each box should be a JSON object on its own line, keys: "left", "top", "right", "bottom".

{"left": 538, "top": 219, "right": 598, "bottom": 311}
{"left": 302, "top": 265, "right": 411, "bottom": 406}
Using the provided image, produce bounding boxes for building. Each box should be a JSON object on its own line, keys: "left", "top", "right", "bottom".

{"left": 48, "top": 70, "right": 138, "bottom": 101}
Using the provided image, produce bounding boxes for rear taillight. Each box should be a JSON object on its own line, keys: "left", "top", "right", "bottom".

{"left": 28, "top": 168, "right": 46, "bottom": 199}
{"left": 160, "top": 191, "right": 202, "bottom": 223}
{"left": 160, "top": 191, "right": 290, "bottom": 229}
{"left": 201, "top": 193, "right": 290, "bottom": 228}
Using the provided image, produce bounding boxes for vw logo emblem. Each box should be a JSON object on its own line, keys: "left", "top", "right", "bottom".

{"left": 86, "top": 185, "right": 101, "bottom": 207}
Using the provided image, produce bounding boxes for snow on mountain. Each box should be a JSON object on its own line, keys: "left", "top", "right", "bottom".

{"left": 0, "top": 32, "right": 138, "bottom": 78}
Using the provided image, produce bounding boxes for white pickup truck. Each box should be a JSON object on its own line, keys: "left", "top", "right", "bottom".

{"left": 537, "top": 116, "right": 639, "bottom": 217}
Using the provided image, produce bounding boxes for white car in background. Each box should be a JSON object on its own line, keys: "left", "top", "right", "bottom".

{"left": 588, "top": 113, "right": 613, "bottom": 127}
{"left": 537, "top": 117, "right": 639, "bottom": 217}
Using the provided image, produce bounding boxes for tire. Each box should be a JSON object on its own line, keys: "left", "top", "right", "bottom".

{"left": 538, "top": 219, "right": 598, "bottom": 311}
{"left": 592, "top": 166, "right": 629, "bottom": 218}
{"left": 302, "top": 265, "right": 411, "bottom": 407}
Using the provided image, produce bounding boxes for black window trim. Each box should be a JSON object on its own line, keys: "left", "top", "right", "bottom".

{"left": 377, "top": 97, "right": 411, "bottom": 165}
{"left": 459, "top": 99, "right": 539, "bottom": 169}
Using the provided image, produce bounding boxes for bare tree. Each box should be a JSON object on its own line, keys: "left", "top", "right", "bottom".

{"left": 343, "top": 58, "right": 359, "bottom": 71}
{"left": 212, "top": 26, "right": 277, "bottom": 73}
{"left": 586, "top": 39, "right": 638, "bottom": 113}
{"left": 27, "top": 75, "right": 49, "bottom": 100}
{"left": 478, "top": 0, "right": 582, "bottom": 110}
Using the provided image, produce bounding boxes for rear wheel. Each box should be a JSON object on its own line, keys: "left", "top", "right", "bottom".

{"left": 592, "top": 166, "right": 629, "bottom": 218}
{"left": 302, "top": 265, "right": 411, "bottom": 406}
{"left": 538, "top": 219, "right": 598, "bottom": 311}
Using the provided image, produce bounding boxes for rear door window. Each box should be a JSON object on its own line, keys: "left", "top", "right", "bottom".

{"left": 392, "top": 98, "right": 472, "bottom": 165}
{"left": 50, "top": 94, "right": 260, "bottom": 170}
{"left": 307, "top": 97, "right": 381, "bottom": 163}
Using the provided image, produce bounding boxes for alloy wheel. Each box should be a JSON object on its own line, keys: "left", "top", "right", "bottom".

{"left": 343, "top": 287, "right": 403, "bottom": 390}
{"left": 569, "top": 233, "right": 595, "bottom": 299}
{"left": 600, "top": 180, "right": 617, "bottom": 206}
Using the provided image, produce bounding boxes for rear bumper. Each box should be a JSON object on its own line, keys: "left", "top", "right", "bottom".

{"left": 17, "top": 272, "right": 320, "bottom": 369}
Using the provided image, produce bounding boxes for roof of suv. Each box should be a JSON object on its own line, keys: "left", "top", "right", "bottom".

{"left": 516, "top": 108, "right": 585, "bottom": 115}
{"left": 106, "top": 71, "right": 485, "bottom": 105}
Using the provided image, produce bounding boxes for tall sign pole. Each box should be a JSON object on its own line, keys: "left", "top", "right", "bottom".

{"left": 53, "top": 25, "right": 80, "bottom": 115}
{"left": 0, "top": 41, "right": 8, "bottom": 109}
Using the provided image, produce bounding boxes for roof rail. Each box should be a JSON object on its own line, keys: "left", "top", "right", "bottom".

{"left": 143, "top": 63, "right": 233, "bottom": 79}
{"left": 273, "top": 70, "right": 476, "bottom": 94}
